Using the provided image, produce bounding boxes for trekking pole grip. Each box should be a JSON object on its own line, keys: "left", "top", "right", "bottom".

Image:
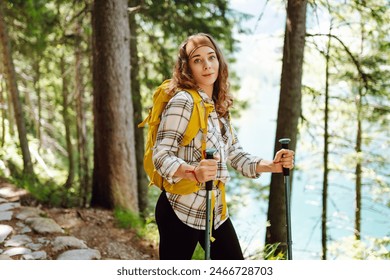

{"left": 205, "top": 148, "right": 216, "bottom": 191}
{"left": 278, "top": 138, "right": 291, "bottom": 176}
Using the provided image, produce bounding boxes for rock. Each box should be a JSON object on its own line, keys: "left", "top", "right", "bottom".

{"left": 16, "top": 207, "right": 45, "bottom": 220}
{"left": 1, "top": 183, "right": 107, "bottom": 260}
{"left": 15, "top": 222, "right": 32, "bottom": 234}
{"left": 37, "top": 237, "right": 50, "bottom": 245}
{"left": 3, "top": 247, "right": 32, "bottom": 257}
{"left": 0, "top": 184, "right": 28, "bottom": 199}
{"left": 0, "top": 225, "right": 13, "bottom": 243}
{"left": 25, "top": 217, "right": 64, "bottom": 234}
{"left": 4, "top": 234, "right": 32, "bottom": 247}
{"left": 19, "top": 226, "right": 32, "bottom": 234}
{"left": 52, "top": 236, "right": 88, "bottom": 252}
{"left": 26, "top": 242, "right": 43, "bottom": 251}
{"left": 56, "top": 249, "right": 101, "bottom": 260}
{"left": 0, "top": 211, "right": 13, "bottom": 221}
{"left": 22, "top": 251, "right": 47, "bottom": 260}
{"left": 0, "top": 202, "right": 20, "bottom": 211}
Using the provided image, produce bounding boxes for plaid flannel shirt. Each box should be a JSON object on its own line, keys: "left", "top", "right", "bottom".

{"left": 152, "top": 90, "right": 262, "bottom": 230}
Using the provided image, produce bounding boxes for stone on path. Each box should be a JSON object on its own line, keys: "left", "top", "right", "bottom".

{"left": 0, "top": 186, "right": 103, "bottom": 260}
{"left": 26, "top": 242, "right": 43, "bottom": 251}
{"left": 0, "top": 211, "right": 13, "bottom": 221}
{"left": 0, "top": 225, "right": 13, "bottom": 243}
{"left": 25, "top": 217, "right": 64, "bottom": 234}
{"left": 15, "top": 207, "right": 45, "bottom": 220}
{"left": 3, "top": 247, "right": 32, "bottom": 257}
{"left": 52, "top": 236, "right": 88, "bottom": 252}
{"left": 22, "top": 251, "right": 47, "bottom": 260}
{"left": 0, "top": 202, "right": 20, "bottom": 211}
{"left": 56, "top": 249, "right": 101, "bottom": 260}
{"left": 4, "top": 234, "right": 32, "bottom": 247}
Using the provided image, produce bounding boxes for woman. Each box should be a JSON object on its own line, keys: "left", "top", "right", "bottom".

{"left": 153, "top": 33, "right": 294, "bottom": 260}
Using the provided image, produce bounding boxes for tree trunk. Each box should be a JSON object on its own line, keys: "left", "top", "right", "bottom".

{"left": 355, "top": 95, "right": 362, "bottom": 240}
{"left": 354, "top": 23, "right": 365, "bottom": 241}
{"left": 0, "top": 3, "right": 34, "bottom": 176}
{"left": 321, "top": 27, "right": 332, "bottom": 260}
{"left": 91, "top": 0, "right": 139, "bottom": 212}
{"left": 33, "top": 57, "right": 42, "bottom": 147}
{"left": 129, "top": 1, "right": 148, "bottom": 218}
{"left": 60, "top": 55, "right": 75, "bottom": 202}
{"left": 265, "top": 0, "right": 307, "bottom": 257}
{"left": 74, "top": 20, "right": 90, "bottom": 207}
{"left": 0, "top": 80, "right": 5, "bottom": 147}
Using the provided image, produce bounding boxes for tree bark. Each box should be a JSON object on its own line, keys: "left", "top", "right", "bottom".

{"left": 0, "top": 80, "right": 5, "bottom": 147}
{"left": 354, "top": 22, "right": 365, "bottom": 242}
{"left": 321, "top": 26, "right": 332, "bottom": 260}
{"left": 355, "top": 94, "right": 362, "bottom": 241}
{"left": 265, "top": 0, "right": 307, "bottom": 257}
{"left": 60, "top": 55, "right": 75, "bottom": 202}
{"left": 91, "top": 0, "right": 139, "bottom": 212}
{"left": 129, "top": 0, "right": 148, "bottom": 218}
{"left": 0, "top": 3, "right": 34, "bottom": 176}
{"left": 74, "top": 20, "right": 90, "bottom": 207}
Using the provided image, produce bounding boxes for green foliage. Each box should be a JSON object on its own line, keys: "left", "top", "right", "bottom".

{"left": 7, "top": 172, "right": 78, "bottom": 208}
{"left": 133, "top": 0, "right": 251, "bottom": 106}
{"left": 113, "top": 208, "right": 160, "bottom": 245}
{"left": 114, "top": 208, "right": 150, "bottom": 238}
{"left": 262, "top": 243, "right": 285, "bottom": 260}
{"left": 328, "top": 236, "right": 390, "bottom": 260}
{"left": 245, "top": 243, "right": 285, "bottom": 260}
{"left": 191, "top": 243, "right": 206, "bottom": 260}
{"left": 114, "top": 208, "right": 144, "bottom": 229}
{"left": 2, "top": 0, "right": 250, "bottom": 211}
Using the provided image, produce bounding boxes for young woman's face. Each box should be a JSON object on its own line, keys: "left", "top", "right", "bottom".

{"left": 188, "top": 46, "right": 219, "bottom": 93}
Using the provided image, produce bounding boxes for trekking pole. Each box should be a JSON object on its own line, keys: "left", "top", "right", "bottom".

{"left": 279, "top": 138, "right": 293, "bottom": 260}
{"left": 204, "top": 148, "right": 216, "bottom": 260}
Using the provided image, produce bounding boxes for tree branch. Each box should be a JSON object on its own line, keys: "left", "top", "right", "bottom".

{"left": 306, "top": 33, "right": 369, "bottom": 90}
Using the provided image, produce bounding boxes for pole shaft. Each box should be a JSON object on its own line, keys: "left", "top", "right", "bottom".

{"left": 284, "top": 177, "right": 293, "bottom": 260}
{"left": 205, "top": 191, "right": 211, "bottom": 260}
{"left": 279, "top": 138, "right": 293, "bottom": 260}
{"left": 204, "top": 148, "right": 216, "bottom": 260}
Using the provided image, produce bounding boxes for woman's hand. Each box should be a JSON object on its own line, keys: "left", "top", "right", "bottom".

{"left": 255, "top": 149, "right": 295, "bottom": 173}
{"left": 194, "top": 159, "right": 218, "bottom": 183}
{"left": 273, "top": 149, "right": 294, "bottom": 172}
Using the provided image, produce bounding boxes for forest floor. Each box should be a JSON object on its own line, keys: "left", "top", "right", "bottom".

{"left": 44, "top": 207, "right": 159, "bottom": 260}
{"left": 0, "top": 177, "right": 159, "bottom": 260}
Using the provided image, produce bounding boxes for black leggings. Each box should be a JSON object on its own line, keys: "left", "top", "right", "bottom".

{"left": 155, "top": 192, "right": 244, "bottom": 260}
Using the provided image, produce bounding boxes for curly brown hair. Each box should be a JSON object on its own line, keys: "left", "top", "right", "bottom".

{"left": 167, "top": 33, "right": 233, "bottom": 118}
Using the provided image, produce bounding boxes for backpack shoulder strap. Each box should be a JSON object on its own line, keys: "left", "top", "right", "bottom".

{"left": 182, "top": 89, "right": 214, "bottom": 159}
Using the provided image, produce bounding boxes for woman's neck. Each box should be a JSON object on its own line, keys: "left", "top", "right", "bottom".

{"left": 200, "top": 84, "right": 213, "bottom": 98}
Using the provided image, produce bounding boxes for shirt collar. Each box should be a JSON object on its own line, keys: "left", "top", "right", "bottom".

{"left": 198, "top": 90, "right": 214, "bottom": 104}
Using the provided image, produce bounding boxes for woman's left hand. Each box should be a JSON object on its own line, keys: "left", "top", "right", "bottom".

{"left": 273, "top": 149, "right": 295, "bottom": 172}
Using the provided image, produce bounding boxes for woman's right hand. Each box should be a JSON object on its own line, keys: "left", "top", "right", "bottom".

{"left": 195, "top": 159, "right": 218, "bottom": 183}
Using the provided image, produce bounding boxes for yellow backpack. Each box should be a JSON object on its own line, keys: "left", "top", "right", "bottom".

{"left": 138, "top": 79, "right": 214, "bottom": 195}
